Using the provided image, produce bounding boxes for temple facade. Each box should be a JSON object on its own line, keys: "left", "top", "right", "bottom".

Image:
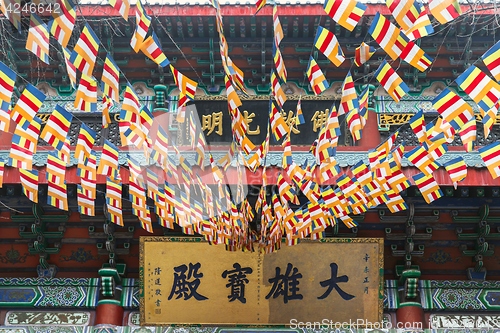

{"left": 0, "top": 0, "right": 500, "bottom": 332}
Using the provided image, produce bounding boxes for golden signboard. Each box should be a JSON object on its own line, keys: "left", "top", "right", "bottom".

{"left": 139, "top": 237, "right": 383, "bottom": 326}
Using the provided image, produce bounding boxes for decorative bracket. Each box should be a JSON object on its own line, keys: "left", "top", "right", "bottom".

{"left": 387, "top": 204, "right": 428, "bottom": 270}
{"left": 14, "top": 204, "right": 66, "bottom": 277}
{"left": 396, "top": 266, "right": 422, "bottom": 304}
{"left": 92, "top": 211, "right": 133, "bottom": 268}
{"left": 98, "top": 263, "right": 126, "bottom": 304}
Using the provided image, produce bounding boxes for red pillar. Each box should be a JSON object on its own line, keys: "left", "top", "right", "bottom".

{"left": 396, "top": 304, "right": 425, "bottom": 329}
{"left": 357, "top": 110, "right": 380, "bottom": 150}
{"left": 94, "top": 302, "right": 124, "bottom": 326}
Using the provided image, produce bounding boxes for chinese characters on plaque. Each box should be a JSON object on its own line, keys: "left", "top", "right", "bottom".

{"left": 141, "top": 238, "right": 383, "bottom": 325}
{"left": 176, "top": 100, "right": 345, "bottom": 145}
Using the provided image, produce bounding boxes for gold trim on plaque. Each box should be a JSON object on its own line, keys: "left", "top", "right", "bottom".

{"left": 139, "top": 237, "right": 384, "bottom": 327}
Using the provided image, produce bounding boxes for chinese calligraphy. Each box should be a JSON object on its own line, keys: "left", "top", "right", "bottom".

{"left": 198, "top": 108, "right": 327, "bottom": 137}
{"left": 311, "top": 110, "right": 328, "bottom": 132}
{"left": 318, "top": 263, "right": 355, "bottom": 300}
{"left": 201, "top": 112, "right": 223, "bottom": 136}
{"left": 163, "top": 262, "right": 357, "bottom": 303}
{"left": 168, "top": 262, "right": 208, "bottom": 301}
{"left": 221, "top": 263, "right": 253, "bottom": 303}
{"left": 281, "top": 110, "right": 300, "bottom": 134}
{"left": 153, "top": 266, "right": 162, "bottom": 314}
{"left": 363, "top": 253, "right": 370, "bottom": 294}
{"left": 266, "top": 263, "right": 303, "bottom": 304}
{"left": 243, "top": 110, "right": 260, "bottom": 135}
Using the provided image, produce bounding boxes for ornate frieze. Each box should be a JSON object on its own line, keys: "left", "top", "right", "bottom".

{"left": 5, "top": 311, "right": 91, "bottom": 326}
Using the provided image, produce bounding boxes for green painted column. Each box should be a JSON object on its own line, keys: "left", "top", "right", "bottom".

{"left": 95, "top": 265, "right": 126, "bottom": 326}
{"left": 396, "top": 268, "right": 425, "bottom": 329}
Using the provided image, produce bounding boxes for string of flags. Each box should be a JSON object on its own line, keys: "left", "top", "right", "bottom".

{"left": 0, "top": 0, "right": 498, "bottom": 252}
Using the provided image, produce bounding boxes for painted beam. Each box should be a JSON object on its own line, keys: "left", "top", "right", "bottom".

{"left": 0, "top": 148, "right": 495, "bottom": 185}
{"left": 64, "top": 4, "right": 498, "bottom": 17}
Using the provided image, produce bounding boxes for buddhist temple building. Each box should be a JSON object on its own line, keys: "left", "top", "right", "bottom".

{"left": 0, "top": 0, "right": 499, "bottom": 331}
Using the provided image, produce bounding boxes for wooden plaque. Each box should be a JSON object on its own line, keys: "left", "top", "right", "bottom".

{"left": 139, "top": 237, "right": 383, "bottom": 326}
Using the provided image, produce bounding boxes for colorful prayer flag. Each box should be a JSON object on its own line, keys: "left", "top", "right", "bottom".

{"left": 26, "top": 14, "right": 50, "bottom": 64}
{"left": 409, "top": 110, "right": 428, "bottom": 144}
{"left": 354, "top": 42, "right": 375, "bottom": 67}
{"left": 0, "top": 61, "right": 16, "bottom": 113}
{"left": 108, "top": 0, "right": 129, "bottom": 20}
{"left": 273, "top": 42, "right": 287, "bottom": 83}
{"left": 358, "top": 87, "right": 369, "bottom": 128}
{"left": 255, "top": 0, "right": 266, "bottom": 14}
{"left": 444, "top": 156, "right": 467, "bottom": 189}
{"left": 0, "top": 160, "right": 5, "bottom": 188}
{"left": 296, "top": 98, "right": 305, "bottom": 125}
{"left": 122, "top": 83, "right": 141, "bottom": 119}
{"left": 102, "top": 94, "right": 113, "bottom": 128}
{"left": 405, "top": 146, "right": 440, "bottom": 176}
{"left": 130, "top": 0, "right": 151, "bottom": 52}
{"left": 47, "top": 182, "right": 68, "bottom": 211}
{"left": 8, "top": 115, "right": 41, "bottom": 170}
{"left": 170, "top": 65, "right": 198, "bottom": 107}
{"left": 225, "top": 75, "right": 242, "bottom": 110}
{"left": 459, "top": 117, "right": 476, "bottom": 152}
{"left": 323, "top": 0, "right": 366, "bottom": 31}
{"left": 456, "top": 66, "right": 500, "bottom": 113}
{"left": 385, "top": 190, "right": 408, "bottom": 213}
{"left": 482, "top": 106, "right": 497, "bottom": 139}
{"left": 386, "top": 0, "right": 422, "bottom": 31}
{"left": 40, "top": 104, "right": 73, "bottom": 151}
{"left": 271, "top": 70, "right": 287, "bottom": 109}
{"left": 314, "top": 26, "right": 344, "bottom": 67}
{"left": 106, "top": 179, "right": 123, "bottom": 226}
{"left": 269, "top": 100, "right": 290, "bottom": 141}
{"left": 69, "top": 24, "right": 100, "bottom": 76}
{"left": 403, "top": 10, "right": 434, "bottom": 40}
{"left": 75, "top": 123, "right": 96, "bottom": 164}
{"left": 74, "top": 74, "right": 97, "bottom": 112}
{"left": 482, "top": 40, "right": 500, "bottom": 82}
{"left": 368, "top": 13, "right": 408, "bottom": 61}
{"left": 429, "top": 0, "right": 461, "bottom": 25}
{"left": 77, "top": 185, "right": 95, "bottom": 216}
{"left": 46, "top": 150, "right": 66, "bottom": 185}
{"left": 1, "top": 0, "right": 21, "bottom": 31}
{"left": 306, "top": 57, "right": 329, "bottom": 96}
{"left": 0, "top": 107, "right": 10, "bottom": 133}
{"left": 11, "top": 84, "right": 45, "bottom": 127}
{"left": 374, "top": 60, "right": 409, "bottom": 103}
{"left": 273, "top": 5, "right": 284, "bottom": 46}
{"left": 101, "top": 53, "right": 120, "bottom": 103}
{"left": 47, "top": 0, "right": 76, "bottom": 47}
{"left": 97, "top": 140, "right": 119, "bottom": 177}
{"left": 413, "top": 172, "right": 443, "bottom": 204}
{"left": 401, "top": 41, "right": 433, "bottom": 72}
{"left": 20, "top": 168, "right": 39, "bottom": 203}
{"left": 346, "top": 109, "right": 362, "bottom": 141}
{"left": 62, "top": 47, "right": 77, "bottom": 88}
{"left": 140, "top": 31, "right": 170, "bottom": 67}
{"left": 479, "top": 141, "right": 500, "bottom": 180}
{"left": 432, "top": 88, "right": 474, "bottom": 131}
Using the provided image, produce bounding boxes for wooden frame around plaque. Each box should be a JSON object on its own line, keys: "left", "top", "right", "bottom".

{"left": 139, "top": 237, "right": 384, "bottom": 327}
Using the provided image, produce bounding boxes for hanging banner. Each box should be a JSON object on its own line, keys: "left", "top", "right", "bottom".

{"left": 140, "top": 237, "right": 383, "bottom": 326}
